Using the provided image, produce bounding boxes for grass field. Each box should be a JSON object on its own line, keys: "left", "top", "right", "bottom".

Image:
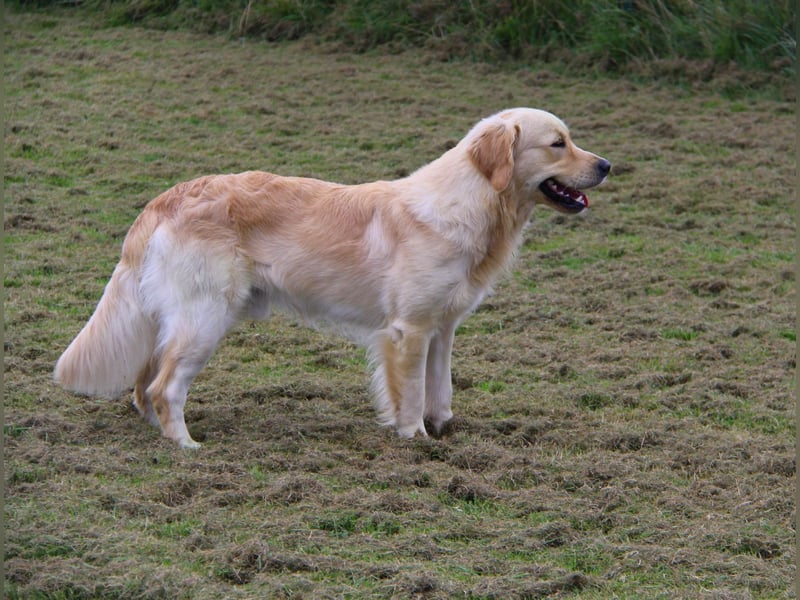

{"left": 4, "top": 9, "right": 796, "bottom": 599}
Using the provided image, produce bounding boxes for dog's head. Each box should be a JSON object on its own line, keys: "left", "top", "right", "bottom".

{"left": 468, "top": 108, "right": 610, "bottom": 214}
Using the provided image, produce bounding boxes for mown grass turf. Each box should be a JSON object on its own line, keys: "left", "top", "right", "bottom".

{"left": 5, "top": 9, "right": 795, "bottom": 599}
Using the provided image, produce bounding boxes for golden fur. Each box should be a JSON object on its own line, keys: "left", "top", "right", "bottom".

{"left": 55, "top": 108, "right": 609, "bottom": 448}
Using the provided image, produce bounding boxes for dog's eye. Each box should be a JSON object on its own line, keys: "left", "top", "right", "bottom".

{"left": 551, "top": 139, "right": 566, "bottom": 148}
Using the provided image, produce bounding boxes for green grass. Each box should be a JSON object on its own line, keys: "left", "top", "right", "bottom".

{"left": 576, "top": 392, "right": 612, "bottom": 411}
{"left": 477, "top": 380, "right": 506, "bottom": 394}
{"left": 154, "top": 519, "right": 203, "bottom": 540}
{"left": 661, "top": 327, "right": 699, "bottom": 341}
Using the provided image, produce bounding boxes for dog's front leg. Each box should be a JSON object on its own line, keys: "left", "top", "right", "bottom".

{"left": 380, "top": 323, "right": 431, "bottom": 438}
{"left": 424, "top": 319, "right": 457, "bottom": 434}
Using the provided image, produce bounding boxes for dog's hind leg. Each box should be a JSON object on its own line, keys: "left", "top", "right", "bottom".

{"left": 146, "top": 314, "right": 231, "bottom": 449}
{"left": 133, "top": 358, "right": 159, "bottom": 427}
{"left": 138, "top": 228, "right": 251, "bottom": 447}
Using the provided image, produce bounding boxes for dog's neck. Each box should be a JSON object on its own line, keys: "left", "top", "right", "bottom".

{"left": 400, "top": 149, "right": 532, "bottom": 286}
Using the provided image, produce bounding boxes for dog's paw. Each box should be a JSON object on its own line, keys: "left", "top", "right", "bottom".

{"left": 396, "top": 422, "right": 427, "bottom": 439}
{"left": 131, "top": 397, "right": 160, "bottom": 427}
{"left": 428, "top": 409, "right": 453, "bottom": 435}
{"left": 428, "top": 414, "right": 467, "bottom": 438}
{"left": 425, "top": 417, "right": 455, "bottom": 438}
{"left": 177, "top": 436, "right": 202, "bottom": 450}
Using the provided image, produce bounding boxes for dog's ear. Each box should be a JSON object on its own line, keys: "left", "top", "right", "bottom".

{"left": 469, "top": 121, "right": 519, "bottom": 192}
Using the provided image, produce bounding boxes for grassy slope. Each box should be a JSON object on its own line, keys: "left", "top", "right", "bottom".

{"left": 5, "top": 9, "right": 796, "bottom": 599}
{"left": 76, "top": 0, "right": 797, "bottom": 78}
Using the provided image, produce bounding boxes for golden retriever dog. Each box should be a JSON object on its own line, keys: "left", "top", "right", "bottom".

{"left": 55, "top": 108, "right": 610, "bottom": 448}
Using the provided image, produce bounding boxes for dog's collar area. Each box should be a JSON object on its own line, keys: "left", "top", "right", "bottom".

{"left": 539, "top": 178, "right": 588, "bottom": 213}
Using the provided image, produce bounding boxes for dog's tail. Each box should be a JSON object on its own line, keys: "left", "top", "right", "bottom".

{"left": 54, "top": 262, "right": 156, "bottom": 397}
{"left": 55, "top": 197, "right": 166, "bottom": 397}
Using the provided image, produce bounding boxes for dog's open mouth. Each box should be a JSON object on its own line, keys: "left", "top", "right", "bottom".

{"left": 539, "top": 178, "right": 588, "bottom": 213}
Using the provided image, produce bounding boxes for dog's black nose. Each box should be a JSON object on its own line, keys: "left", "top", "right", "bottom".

{"left": 597, "top": 159, "right": 611, "bottom": 178}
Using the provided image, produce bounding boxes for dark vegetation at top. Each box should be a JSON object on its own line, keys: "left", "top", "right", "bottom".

{"left": 14, "top": 0, "right": 796, "bottom": 81}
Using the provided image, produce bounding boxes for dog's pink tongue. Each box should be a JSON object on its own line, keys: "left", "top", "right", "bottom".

{"left": 552, "top": 179, "right": 588, "bottom": 208}
{"left": 565, "top": 184, "right": 588, "bottom": 208}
